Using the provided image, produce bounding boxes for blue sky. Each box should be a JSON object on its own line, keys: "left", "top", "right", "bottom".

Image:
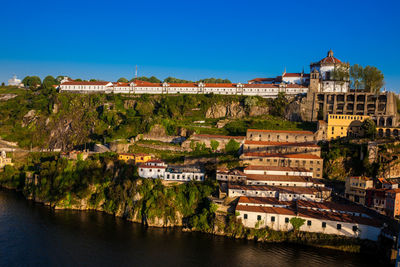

{"left": 1, "top": 0, "right": 400, "bottom": 91}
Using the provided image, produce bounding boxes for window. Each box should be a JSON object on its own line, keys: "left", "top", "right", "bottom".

{"left": 257, "top": 215, "right": 261, "bottom": 221}
{"left": 322, "top": 222, "right": 326, "bottom": 228}
{"left": 337, "top": 224, "right": 342, "bottom": 230}
{"left": 285, "top": 217, "right": 289, "bottom": 223}
{"left": 307, "top": 220, "right": 312, "bottom": 226}
{"left": 271, "top": 216, "right": 275, "bottom": 222}
{"left": 352, "top": 225, "right": 358, "bottom": 232}
{"left": 244, "top": 214, "right": 248, "bottom": 219}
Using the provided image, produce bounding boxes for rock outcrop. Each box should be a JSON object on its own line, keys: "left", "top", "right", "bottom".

{"left": 206, "top": 102, "right": 246, "bottom": 118}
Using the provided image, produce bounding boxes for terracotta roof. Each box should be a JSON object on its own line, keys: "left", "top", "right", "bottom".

{"left": 248, "top": 78, "right": 276, "bottom": 82}
{"left": 138, "top": 165, "right": 166, "bottom": 169}
{"left": 319, "top": 56, "right": 342, "bottom": 64}
{"left": 193, "top": 134, "right": 245, "bottom": 140}
{"left": 297, "top": 208, "right": 381, "bottom": 227}
{"left": 236, "top": 205, "right": 296, "bottom": 216}
{"left": 238, "top": 196, "right": 292, "bottom": 206}
{"left": 283, "top": 73, "right": 303, "bottom": 77}
{"left": 349, "top": 176, "right": 373, "bottom": 181}
{"left": 247, "top": 129, "right": 314, "bottom": 135}
{"left": 244, "top": 140, "right": 319, "bottom": 147}
{"left": 228, "top": 184, "right": 277, "bottom": 191}
{"left": 296, "top": 200, "right": 367, "bottom": 214}
{"left": 244, "top": 165, "right": 311, "bottom": 172}
{"left": 113, "top": 82, "right": 130, "bottom": 87}
{"left": 168, "top": 83, "right": 198, "bottom": 87}
{"left": 246, "top": 174, "right": 311, "bottom": 182}
{"left": 386, "top": 188, "right": 400, "bottom": 193}
{"left": 276, "top": 186, "right": 329, "bottom": 194}
{"left": 61, "top": 81, "right": 111, "bottom": 86}
{"left": 242, "top": 152, "right": 322, "bottom": 160}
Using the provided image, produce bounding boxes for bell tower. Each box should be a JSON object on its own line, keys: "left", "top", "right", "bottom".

{"left": 309, "top": 69, "right": 320, "bottom": 93}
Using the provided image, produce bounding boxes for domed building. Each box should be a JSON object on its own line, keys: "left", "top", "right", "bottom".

{"left": 310, "top": 50, "right": 350, "bottom": 93}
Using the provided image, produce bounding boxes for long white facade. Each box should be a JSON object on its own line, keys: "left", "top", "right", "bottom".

{"left": 59, "top": 80, "right": 308, "bottom": 98}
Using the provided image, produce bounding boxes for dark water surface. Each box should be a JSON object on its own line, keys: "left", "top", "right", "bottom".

{"left": 0, "top": 189, "right": 383, "bottom": 266}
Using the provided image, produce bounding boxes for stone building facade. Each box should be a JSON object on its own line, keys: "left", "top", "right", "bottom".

{"left": 301, "top": 91, "right": 398, "bottom": 126}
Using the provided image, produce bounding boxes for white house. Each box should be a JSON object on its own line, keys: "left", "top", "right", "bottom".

{"left": 244, "top": 166, "right": 314, "bottom": 177}
{"left": 59, "top": 81, "right": 114, "bottom": 92}
{"left": 7, "top": 75, "right": 23, "bottom": 87}
{"left": 164, "top": 165, "right": 205, "bottom": 182}
{"left": 235, "top": 204, "right": 381, "bottom": 241}
{"left": 138, "top": 160, "right": 167, "bottom": 179}
{"left": 245, "top": 174, "right": 314, "bottom": 187}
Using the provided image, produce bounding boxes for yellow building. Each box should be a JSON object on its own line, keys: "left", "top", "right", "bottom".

{"left": 327, "top": 114, "right": 370, "bottom": 140}
{"left": 133, "top": 153, "right": 152, "bottom": 164}
{"left": 118, "top": 153, "right": 152, "bottom": 164}
{"left": 0, "top": 151, "right": 13, "bottom": 168}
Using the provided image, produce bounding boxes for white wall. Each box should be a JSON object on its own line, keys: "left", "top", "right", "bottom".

{"left": 236, "top": 210, "right": 381, "bottom": 241}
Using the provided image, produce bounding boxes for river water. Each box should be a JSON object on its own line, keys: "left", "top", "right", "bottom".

{"left": 0, "top": 189, "right": 385, "bottom": 266}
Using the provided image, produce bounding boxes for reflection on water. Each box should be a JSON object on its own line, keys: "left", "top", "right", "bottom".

{"left": 0, "top": 189, "right": 382, "bottom": 266}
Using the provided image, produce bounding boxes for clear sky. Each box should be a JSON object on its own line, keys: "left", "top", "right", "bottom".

{"left": 1, "top": 0, "right": 400, "bottom": 91}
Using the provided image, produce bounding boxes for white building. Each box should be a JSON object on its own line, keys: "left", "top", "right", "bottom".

{"left": 138, "top": 160, "right": 167, "bottom": 179}
{"left": 58, "top": 80, "right": 308, "bottom": 98}
{"left": 7, "top": 75, "right": 23, "bottom": 87}
{"left": 245, "top": 174, "right": 314, "bottom": 187}
{"left": 235, "top": 204, "right": 381, "bottom": 241}
{"left": 165, "top": 165, "right": 205, "bottom": 182}
{"left": 59, "top": 81, "right": 114, "bottom": 92}
{"left": 243, "top": 166, "right": 313, "bottom": 177}
{"left": 138, "top": 161, "right": 205, "bottom": 182}
{"left": 227, "top": 184, "right": 330, "bottom": 202}
{"left": 310, "top": 50, "right": 350, "bottom": 93}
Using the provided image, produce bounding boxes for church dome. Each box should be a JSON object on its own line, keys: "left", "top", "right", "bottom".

{"left": 319, "top": 50, "right": 342, "bottom": 64}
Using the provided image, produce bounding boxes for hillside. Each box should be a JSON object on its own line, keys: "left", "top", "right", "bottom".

{"left": 0, "top": 86, "right": 315, "bottom": 150}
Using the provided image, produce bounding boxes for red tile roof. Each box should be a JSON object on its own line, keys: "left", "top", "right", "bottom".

{"left": 61, "top": 81, "right": 111, "bottom": 86}
{"left": 247, "top": 129, "right": 314, "bottom": 135}
{"left": 248, "top": 78, "right": 276, "bottom": 82}
{"left": 236, "top": 204, "right": 296, "bottom": 216}
{"left": 296, "top": 200, "right": 367, "bottom": 214}
{"left": 244, "top": 140, "right": 319, "bottom": 147}
{"left": 244, "top": 165, "right": 310, "bottom": 172}
{"left": 320, "top": 56, "right": 342, "bottom": 64}
{"left": 242, "top": 152, "right": 322, "bottom": 160}
{"left": 193, "top": 134, "right": 245, "bottom": 140}
{"left": 237, "top": 196, "right": 292, "bottom": 206}
{"left": 245, "top": 174, "right": 311, "bottom": 182}
{"left": 283, "top": 73, "right": 303, "bottom": 77}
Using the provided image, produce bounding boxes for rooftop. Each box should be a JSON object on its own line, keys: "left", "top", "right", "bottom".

{"left": 242, "top": 152, "right": 322, "bottom": 160}
{"left": 244, "top": 165, "right": 311, "bottom": 172}
{"left": 247, "top": 129, "right": 314, "bottom": 135}
{"left": 244, "top": 140, "right": 319, "bottom": 147}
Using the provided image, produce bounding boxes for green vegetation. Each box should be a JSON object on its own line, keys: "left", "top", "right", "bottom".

{"left": 350, "top": 64, "right": 384, "bottom": 93}
{"left": 290, "top": 217, "right": 306, "bottom": 233}
{"left": 0, "top": 153, "right": 219, "bottom": 228}
{"left": 361, "top": 119, "right": 377, "bottom": 139}
{"left": 0, "top": 86, "right": 314, "bottom": 149}
{"left": 321, "top": 140, "right": 380, "bottom": 184}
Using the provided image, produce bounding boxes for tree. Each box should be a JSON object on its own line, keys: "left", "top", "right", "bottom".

{"left": 270, "top": 92, "right": 288, "bottom": 117}
{"left": 350, "top": 64, "right": 364, "bottom": 90}
{"left": 148, "top": 76, "right": 161, "bottom": 83}
{"left": 244, "top": 96, "right": 258, "bottom": 111}
{"left": 22, "top": 76, "right": 42, "bottom": 89}
{"left": 363, "top": 65, "right": 384, "bottom": 93}
{"left": 117, "top": 77, "right": 129, "bottom": 83}
{"left": 163, "top": 77, "right": 193, "bottom": 83}
{"left": 350, "top": 64, "right": 384, "bottom": 93}
{"left": 289, "top": 217, "right": 306, "bottom": 234}
{"left": 42, "top": 75, "right": 57, "bottom": 89}
{"left": 210, "top": 140, "right": 219, "bottom": 151}
{"left": 1, "top": 82, "right": 4, "bottom": 86}
{"left": 361, "top": 118, "right": 377, "bottom": 139}
{"left": 225, "top": 139, "right": 240, "bottom": 154}
{"left": 89, "top": 79, "right": 97, "bottom": 82}
{"left": 331, "top": 64, "right": 349, "bottom": 84}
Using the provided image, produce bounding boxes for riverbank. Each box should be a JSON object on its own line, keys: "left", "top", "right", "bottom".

{"left": 2, "top": 188, "right": 385, "bottom": 267}
{"left": 0, "top": 154, "right": 391, "bottom": 260}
